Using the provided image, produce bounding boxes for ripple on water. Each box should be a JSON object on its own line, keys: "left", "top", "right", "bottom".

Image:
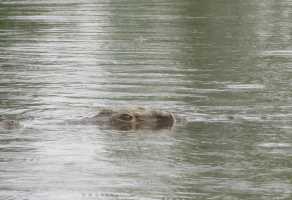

{"left": 256, "top": 142, "right": 292, "bottom": 155}
{"left": 257, "top": 143, "right": 292, "bottom": 148}
{"left": 225, "top": 84, "right": 265, "bottom": 90}
{"left": 261, "top": 50, "right": 292, "bottom": 57}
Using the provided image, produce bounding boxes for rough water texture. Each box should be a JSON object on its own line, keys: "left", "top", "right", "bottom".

{"left": 1, "top": 0, "right": 292, "bottom": 199}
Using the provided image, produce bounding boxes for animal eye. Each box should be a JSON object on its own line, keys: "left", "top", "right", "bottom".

{"left": 119, "top": 114, "right": 133, "bottom": 121}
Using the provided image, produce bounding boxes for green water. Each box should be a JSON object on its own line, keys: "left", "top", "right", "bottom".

{"left": 1, "top": 0, "right": 292, "bottom": 199}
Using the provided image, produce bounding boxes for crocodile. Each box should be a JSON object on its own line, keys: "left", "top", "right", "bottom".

{"left": 0, "top": 116, "right": 20, "bottom": 129}
{"left": 81, "top": 107, "right": 176, "bottom": 131}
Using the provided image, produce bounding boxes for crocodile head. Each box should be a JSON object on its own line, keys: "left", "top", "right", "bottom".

{"left": 93, "top": 107, "right": 176, "bottom": 130}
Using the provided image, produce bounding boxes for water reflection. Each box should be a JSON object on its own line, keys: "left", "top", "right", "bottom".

{"left": 1, "top": 0, "right": 292, "bottom": 199}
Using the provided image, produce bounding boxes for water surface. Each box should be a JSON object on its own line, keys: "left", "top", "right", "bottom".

{"left": 1, "top": 0, "right": 292, "bottom": 199}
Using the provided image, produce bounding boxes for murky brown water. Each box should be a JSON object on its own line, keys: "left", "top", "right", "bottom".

{"left": 1, "top": 0, "right": 292, "bottom": 199}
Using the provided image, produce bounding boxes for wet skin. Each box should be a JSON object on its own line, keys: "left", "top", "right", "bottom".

{"left": 84, "top": 107, "right": 176, "bottom": 131}
{"left": 0, "top": 118, "right": 20, "bottom": 129}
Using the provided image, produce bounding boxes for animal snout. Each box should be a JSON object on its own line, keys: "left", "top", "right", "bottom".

{"left": 112, "top": 113, "right": 136, "bottom": 123}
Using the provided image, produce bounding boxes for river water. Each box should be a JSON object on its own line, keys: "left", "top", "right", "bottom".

{"left": 1, "top": 0, "right": 292, "bottom": 199}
